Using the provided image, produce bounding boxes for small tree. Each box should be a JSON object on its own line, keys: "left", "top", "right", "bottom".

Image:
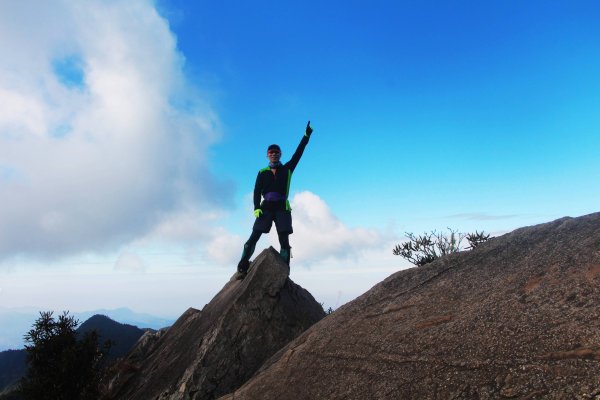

{"left": 18, "top": 311, "right": 110, "bottom": 400}
{"left": 465, "top": 230, "right": 491, "bottom": 249}
{"left": 393, "top": 228, "right": 490, "bottom": 267}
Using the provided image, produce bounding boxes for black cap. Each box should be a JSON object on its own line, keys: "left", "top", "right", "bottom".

{"left": 267, "top": 144, "right": 281, "bottom": 152}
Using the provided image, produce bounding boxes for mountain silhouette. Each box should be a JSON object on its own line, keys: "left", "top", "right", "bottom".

{"left": 77, "top": 314, "right": 147, "bottom": 359}
{"left": 0, "top": 351, "right": 26, "bottom": 395}
{"left": 0, "top": 314, "right": 146, "bottom": 395}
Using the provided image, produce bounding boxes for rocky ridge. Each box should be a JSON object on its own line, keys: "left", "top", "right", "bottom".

{"left": 221, "top": 213, "right": 600, "bottom": 399}
{"left": 107, "top": 247, "right": 325, "bottom": 400}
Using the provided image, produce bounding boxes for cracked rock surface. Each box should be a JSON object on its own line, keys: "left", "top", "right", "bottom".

{"left": 106, "top": 247, "right": 325, "bottom": 400}
{"left": 221, "top": 212, "right": 600, "bottom": 400}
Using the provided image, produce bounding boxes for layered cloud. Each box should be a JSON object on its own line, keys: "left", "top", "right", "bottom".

{"left": 0, "top": 1, "right": 229, "bottom": 260}
{"left": 265, "top": 191, "right": 384, "bottom": 266}
{"left": 0, "top": 2, "right": 392, "bottom": 270}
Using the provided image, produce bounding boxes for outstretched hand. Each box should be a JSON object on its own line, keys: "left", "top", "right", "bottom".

{"left": 305, "top": 120, "right": 313, "bottom": 137}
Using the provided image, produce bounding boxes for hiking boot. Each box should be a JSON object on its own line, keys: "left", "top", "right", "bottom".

{"left": 233, "top": 270, "right": 246, "bottom": 280}
{"left": 237, "top": 259, "right": 250, "bottom": 274}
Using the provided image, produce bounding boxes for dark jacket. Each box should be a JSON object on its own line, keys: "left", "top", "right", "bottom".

{"left": 254, "top": 134, "right": 310, "bottom": 211}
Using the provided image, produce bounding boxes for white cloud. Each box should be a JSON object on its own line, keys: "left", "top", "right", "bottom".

{"left": 142, "top": 209, "right": 224, "bottom": 245}
{"left": 183, "top": 191, "right": 396, "bottom": 269}
{"left": 265, "top": 191, "right": 384, "bottom": 265}
{"left": 205, "top": 228, "right": 244, "bottom": 266}
{"left": 114, "top": 251, "right": 147, "bottom": 273}
{"left": 0, "top": 1, "right": 230, "bottom": 261}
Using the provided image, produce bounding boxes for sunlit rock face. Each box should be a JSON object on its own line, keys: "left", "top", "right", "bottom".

{"left": 106, "top": 247, "right": 325, "bottom": 400}
{"left": 222, "top": 213, "right": 600, "bottom": 400}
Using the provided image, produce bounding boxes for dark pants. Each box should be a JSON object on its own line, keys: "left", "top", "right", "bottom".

{"left": 252, "top": 209, "right": 293, "bottom": 234}
{"left": 239, "top": 210, "right": 292, "bottom": 265}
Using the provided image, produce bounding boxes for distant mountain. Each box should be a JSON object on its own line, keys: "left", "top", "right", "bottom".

{"left": 74, "top": 308, "right": 174, "bottom": 331}
{"left": 0, "top": 312, "right": 37, "bottom": 351}
{"left": 0, "top": 351, "right": 26, "bottom": 393}
{"left": 0, "top": 307, "right": 174, "bottom": 352}
{"left": 77, "top": 314, "right": 146, "bottom": 359}
{"left": 0, "top": 314, "right": 147, "bottom": 394}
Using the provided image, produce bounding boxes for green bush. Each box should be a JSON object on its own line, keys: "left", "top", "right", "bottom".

{"left": 18, "top": 311, "right": 111, "bottom": 400}
{"left": 393, "top": 229, "right": 490, "bottom": 266}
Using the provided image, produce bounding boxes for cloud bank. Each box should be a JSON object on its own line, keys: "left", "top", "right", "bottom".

{"left": 267, "top": 191, "right": 383, "bottom": 265}
{"left": 196, "top": 191, "right": 386, "bottom": 268}
{"left": 0, "top": 1, "right": 229, "bottom": 260}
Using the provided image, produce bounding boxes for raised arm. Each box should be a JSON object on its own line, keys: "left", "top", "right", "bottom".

{"left": 286, "top": 121, "right": 313, "bottom": 172}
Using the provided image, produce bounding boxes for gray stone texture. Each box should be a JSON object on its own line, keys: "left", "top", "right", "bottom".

{"left": 221, "top": 212, "right": 600, "bottom": 399}
{"left": 107, "top": 247, "right": 325, "bottom": 400}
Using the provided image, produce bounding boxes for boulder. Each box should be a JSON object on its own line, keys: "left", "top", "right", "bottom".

{"left": 221, "top": 212, "right": 600, "bottom": 399}
{"left": 107, "top": 247, "right": 325, "bottom": 400}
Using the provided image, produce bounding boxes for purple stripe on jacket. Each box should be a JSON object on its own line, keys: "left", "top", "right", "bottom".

{"left": 263, "top": 192, "right": 286, "bottom": 202}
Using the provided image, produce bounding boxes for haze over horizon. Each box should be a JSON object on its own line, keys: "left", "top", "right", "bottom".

{"left": 1, "top": 0, "right": 599, "bottom": 329}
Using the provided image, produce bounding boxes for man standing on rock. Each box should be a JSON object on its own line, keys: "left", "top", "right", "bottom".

{"left": 236, "top": 121, "right": 313, "bottom": 277}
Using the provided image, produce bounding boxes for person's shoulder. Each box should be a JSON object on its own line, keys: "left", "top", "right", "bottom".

{"left": 258, "top": 166, "right": 270, "bottom": 173}
{"left": 282, "top": 160, "right": 295, "bottom": 169}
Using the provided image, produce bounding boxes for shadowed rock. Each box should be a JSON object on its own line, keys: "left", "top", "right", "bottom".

{"left": 107, "top": 247, "right": 325, "bottom": 400}
{"left": 221, "top": 212, "right": 600, "bottom": 399}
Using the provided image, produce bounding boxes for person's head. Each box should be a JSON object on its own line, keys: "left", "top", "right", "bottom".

{"left": 267, "top": 144, "right": 281, "bottom": 163}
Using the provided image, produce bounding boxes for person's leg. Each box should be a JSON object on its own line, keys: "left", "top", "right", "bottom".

{"left": 274, "top": 210, "right": 293, "bottom": 265}
{"left": 237, "top": 230, "right": 261, "bottom": 273}
{"left": 278, "top": 232, "right": 291, "bottom": 265}
{"left": 237, "top": 210, "right": 275, "bottom": 274}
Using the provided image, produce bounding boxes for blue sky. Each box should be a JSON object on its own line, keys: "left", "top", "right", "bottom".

{"left": 1, "top": 1, "right": 599, "bottom": 347}
{"left": 165, "top": 0, "right": 600, "bottom": 229}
